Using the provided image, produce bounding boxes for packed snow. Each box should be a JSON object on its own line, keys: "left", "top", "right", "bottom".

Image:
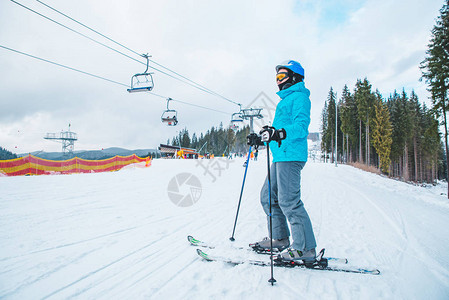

{"left": 1, "top": 153, "right": 448, "bottom": 299}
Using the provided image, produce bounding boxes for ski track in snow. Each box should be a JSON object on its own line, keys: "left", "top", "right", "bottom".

{"left": 0, "top": 156, "right": 449, "bottom": 299}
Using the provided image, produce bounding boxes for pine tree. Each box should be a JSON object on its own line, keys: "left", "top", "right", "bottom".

{"left": 225, "top": 128, "right": 236, "bottom": 155}
{"left": 320, "top": 81, "right": 442, "bottom": 183}
{"left": 354, "top": 78, "right": 376, "bottom": 165}
{"left": 336, "top": 97, "right": 344, "bottom": 163}
{"left": 409, "top": 91, "right": 423, "bottom": 181}
{"left": 234, "top": 125, "right": 250, "bottom": 154}
{"left": 320, "top": 101, "right": 329, "bottom": 162}
{"left": 324, "top": 87, "right": 337, "bottom": 162}
{"left": 191, "top": 133, "right": 198, "bottom": 149}
{"left": 387, "top": 91, "right": 407, "bottom": 177}
{"left": 371, "top": 98, "right": 393, "bottom": 174}
{"left": 400, "top": 90, "right": 414, "bottom": 181}
{"left": 421, "top": 104, "right": 442, "bottom": 182}
{"left": 340, "top": 85, "right": 358, "bottom": 162}
{"left": 180, "top": 128, "right": 191, "bottom": 148}
{"left": 0, "top": 147, "right": 18, "bottom": 160}
{"left": 420, "top": 0, "right": 449, "bottom": 195}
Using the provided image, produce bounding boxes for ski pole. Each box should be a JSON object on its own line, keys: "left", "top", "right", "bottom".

{"left": 266, "top": 143, "right": 276, "bottom": 285}
{"left": 230, "top": 146, "right": 252, "bottom": 241}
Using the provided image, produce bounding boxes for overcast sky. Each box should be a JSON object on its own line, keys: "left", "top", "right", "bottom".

{"left": 0, "top": 0, "right": 444, "bottom": 153}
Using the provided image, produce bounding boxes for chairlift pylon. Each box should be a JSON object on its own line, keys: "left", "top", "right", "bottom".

{"left": 161, "top": 98, "right": 178, "bottom": 126}
{"left": 127, "top": 54, "right": 154, "bottom": 93}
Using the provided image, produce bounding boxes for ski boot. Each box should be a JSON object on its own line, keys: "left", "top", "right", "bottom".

{"left": 249, "top": 237, "right": 290, "bottom": 254}
{"left": 279, "top": 248, "right": 317, "bottom": 268}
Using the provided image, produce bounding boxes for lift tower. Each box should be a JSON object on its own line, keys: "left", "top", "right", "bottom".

{"left": 240, "top": 108, "right": 263, "bottom": 133}
{"left": 44, "top": 124, "right": 78, "bottom": 154}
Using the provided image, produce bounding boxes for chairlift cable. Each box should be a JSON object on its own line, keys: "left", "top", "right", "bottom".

{"left": 9, "top": 0, "right": 220, "bottom": 97}
{"left": 171, "top": 99, "right": 229, "bottom": 115}
{"left": 9, "top": 0, "right": 143, "bottom": 66}
{"left": 36, "top": 0, "right": 235, "bottom": 103}
{"left": 18, "top": 0, "right": 241, "bottom": 107}
{"left": 148, "top": 60, "right": 241, "bottom": 106}
{"left": 0, "top": 45, "right": 128, "bottom": 87}
{"left": 34, "top": 0, "right": 241, "bottom": 106}
{"left": 34, "top": 0, "right": 144, "bottom": 58}
{"left": 0, "top": 44, "right": 229, "bottom": 115}
{"left": 137, "top": 90, "right": 227, "bottom": 114}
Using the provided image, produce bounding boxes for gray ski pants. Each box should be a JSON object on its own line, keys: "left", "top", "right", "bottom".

{"left": 260, "top": 161, "right": 317, "bottom": 251}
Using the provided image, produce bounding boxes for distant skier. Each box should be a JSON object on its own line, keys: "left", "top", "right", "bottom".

{"left": 250, "top": 60, "right": 317, "bottom": 263}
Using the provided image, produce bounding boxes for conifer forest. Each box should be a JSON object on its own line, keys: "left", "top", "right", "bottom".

{"left": 322, "top": 1, "right": 449, "bottom": 186}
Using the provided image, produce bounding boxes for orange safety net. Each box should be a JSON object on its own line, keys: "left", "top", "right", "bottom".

{"left": 0, "top": 154, "right": 148, "bottom": 176}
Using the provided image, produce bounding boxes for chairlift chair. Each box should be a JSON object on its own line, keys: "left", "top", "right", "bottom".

{"left": 127, "top": 73, "right": 154, "bottom": 93}
{"left": 127, "top": 54, "right": 154, "bottom": 93}
{"left": 230, "top": 112, "right": 243, "bottom": 131}
{"left": 231, "top": 112, "right": 244, "bottom": 123}
{"left": 161, "top": 98, "right": 178, "bottom": 126}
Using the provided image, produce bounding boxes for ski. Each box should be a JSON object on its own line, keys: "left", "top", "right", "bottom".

{"left": 188, "top": 235, "right": 348, "bottom": 264}
{"left": 196, "top": 248, "right": 380, "bottom": 275}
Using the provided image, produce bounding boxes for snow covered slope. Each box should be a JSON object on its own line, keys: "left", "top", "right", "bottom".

{"left": 0, "top": 155, "right": 448, "bottom": 299}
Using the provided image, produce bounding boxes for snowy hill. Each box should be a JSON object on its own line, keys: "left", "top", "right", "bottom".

{"left": 0, "top": 154, "right": 448, "bottom": 299}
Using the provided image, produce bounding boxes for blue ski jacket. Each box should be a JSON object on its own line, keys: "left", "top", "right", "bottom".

{"left": 270, "top": 82, "right": 311, "bottom": 162}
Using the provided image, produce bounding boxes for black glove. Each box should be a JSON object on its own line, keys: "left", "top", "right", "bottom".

{"left": 259, "top": 126, "right": 286, "bottom": 147}
{"left": 246, "top": 133, "right": 264, "bottom": 147}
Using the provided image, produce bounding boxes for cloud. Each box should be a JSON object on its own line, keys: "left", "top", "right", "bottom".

{"left": 0, "top": 0, "right": 443, "bottom": 153}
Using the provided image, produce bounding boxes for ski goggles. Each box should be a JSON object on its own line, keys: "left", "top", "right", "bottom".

{"left": 276, "top": 72, "right": 289, "bottom": 81}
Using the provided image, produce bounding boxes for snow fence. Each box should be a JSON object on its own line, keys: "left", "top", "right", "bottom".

{"left": 0, "top": 154, "right": 149, "bottom": 176}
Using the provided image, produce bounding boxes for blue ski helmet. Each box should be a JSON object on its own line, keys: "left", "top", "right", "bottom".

{"left": 276, "top": 60, "right": 305, "bottom": 78}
